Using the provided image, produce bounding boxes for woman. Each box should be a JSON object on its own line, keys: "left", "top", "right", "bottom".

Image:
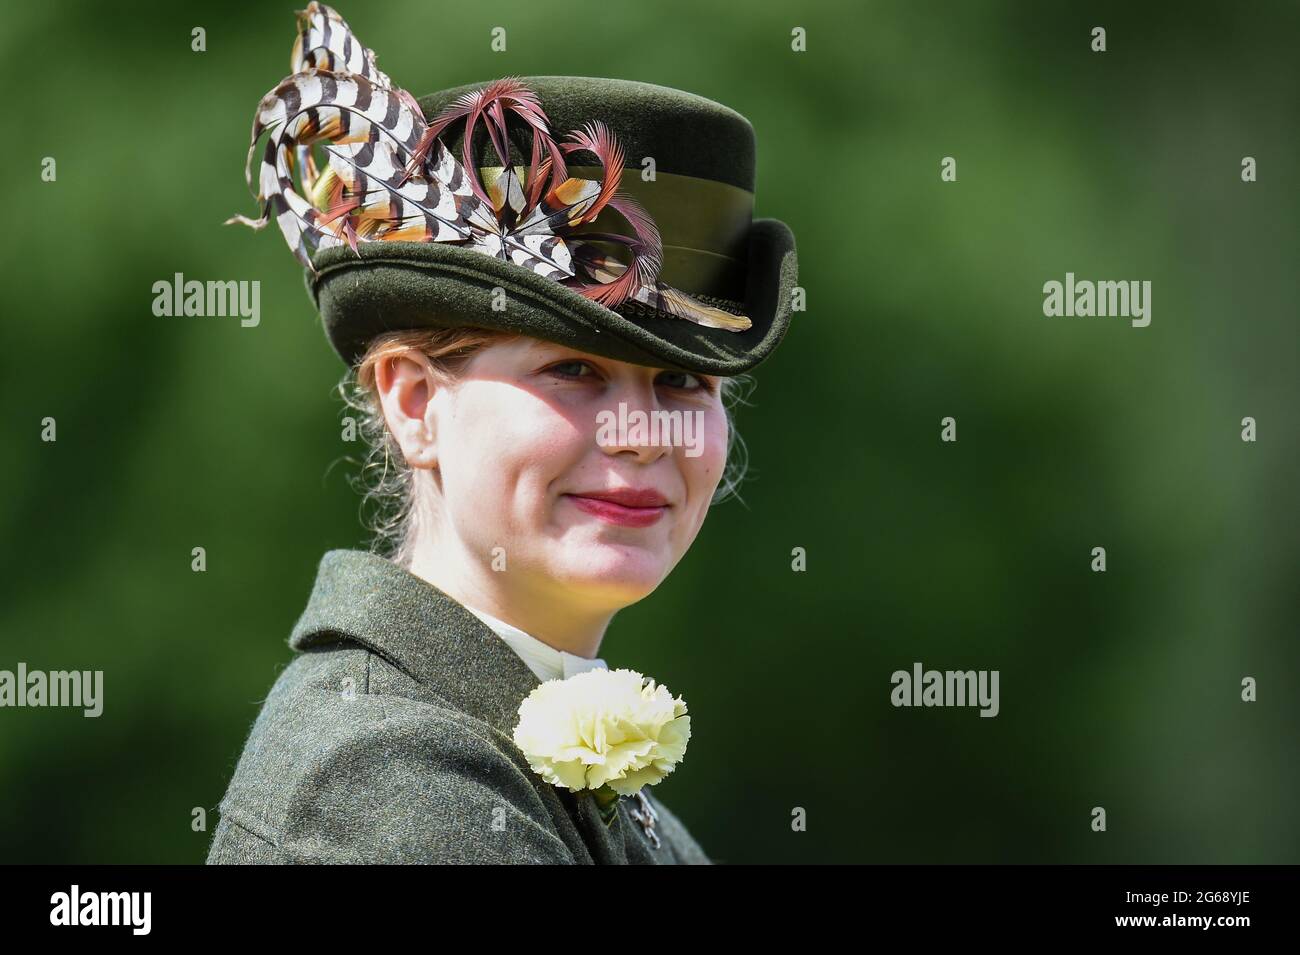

{"left": 207, "top": 3, "right": 797, "bottom": 864}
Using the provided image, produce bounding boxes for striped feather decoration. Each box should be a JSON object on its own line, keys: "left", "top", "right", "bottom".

{"left": 227, "top": 2, "right": 751, "bottom": 331}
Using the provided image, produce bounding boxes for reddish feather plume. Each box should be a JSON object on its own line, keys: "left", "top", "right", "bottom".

{"left": 401, "top": 77, "right": 568, "bottom": 217}
{"left": 558, "top": 121, "right": 624, "bottom": 225}
{"left": 569, "top": 192, "right": 663, "bottom": 308}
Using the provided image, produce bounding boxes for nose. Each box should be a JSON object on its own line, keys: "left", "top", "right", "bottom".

{"left": 595, "top": 376, "right": 673, "bottom": 464}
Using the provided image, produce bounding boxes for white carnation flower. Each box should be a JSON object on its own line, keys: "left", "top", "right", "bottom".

{"left": 512, "top": 668, "right": 690, "bottom": 797}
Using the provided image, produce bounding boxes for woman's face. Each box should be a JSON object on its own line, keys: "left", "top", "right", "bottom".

{"left": 422, "top": 336, "right": 729, "bottom": 610}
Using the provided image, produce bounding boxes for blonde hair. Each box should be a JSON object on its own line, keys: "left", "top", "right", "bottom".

{"left": 336, "top": 326, "right": 754, "bottom": 568}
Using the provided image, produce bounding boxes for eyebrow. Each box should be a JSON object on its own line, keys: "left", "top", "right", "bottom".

{"left": 526, "top": 340, "right": 602, "bottom": 365}
{"left": 525, "top": 339, "right": 570, "bottom": 358}
{"left": 524, "top": 340, "right": 717, "bottom": 383}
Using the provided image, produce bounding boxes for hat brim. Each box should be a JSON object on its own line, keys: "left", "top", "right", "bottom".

{"left": 305, "top": 218, "right": 797, "bottom": 376}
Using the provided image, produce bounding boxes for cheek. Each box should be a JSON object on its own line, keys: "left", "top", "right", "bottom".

{"left": 683, "top": 410, "right": 730, "bottom": 504}
{"left": 442, "top": 386, "right": 588, "bottom": 516}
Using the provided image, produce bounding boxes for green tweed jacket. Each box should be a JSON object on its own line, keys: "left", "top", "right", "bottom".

{"left": 206, "top": 548, "right": 711, "bottom": 864}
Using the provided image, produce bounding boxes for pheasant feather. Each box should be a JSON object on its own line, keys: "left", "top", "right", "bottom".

{"left": 227, "top": 2, "right": 750, "bottom": 330}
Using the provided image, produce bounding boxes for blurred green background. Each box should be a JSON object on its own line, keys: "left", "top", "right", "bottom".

{"left": 1, "top": 0, "right": 1295, "bottom": 864}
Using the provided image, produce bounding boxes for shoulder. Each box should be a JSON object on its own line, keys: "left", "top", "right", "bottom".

{"left": 208, "top": 644, "right": 576, "bottom": 864}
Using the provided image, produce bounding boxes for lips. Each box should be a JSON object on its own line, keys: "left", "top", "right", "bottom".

{"left": 570, "top": 488, "right": 669, "bottom": 508}
{"left": 563, "top": 488, "right": 670, "bottom": 528}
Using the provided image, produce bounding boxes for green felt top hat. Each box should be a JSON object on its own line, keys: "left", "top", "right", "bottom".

{"left": 234, "top": 6, "right": 797, "bottom": 376}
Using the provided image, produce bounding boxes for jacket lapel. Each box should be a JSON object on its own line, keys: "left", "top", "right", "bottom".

{"left": 288, "top": 548, "right": 632, "bottom": 864}
{"left": 566, "top": 790, "right": 630, "bottom": 865}
{"left": 288, "top": 548, "right": 540, "bottom": 737}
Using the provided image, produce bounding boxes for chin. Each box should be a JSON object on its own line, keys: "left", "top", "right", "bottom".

{"left": 549, "top": 549, "right": 667, "bottom": 604}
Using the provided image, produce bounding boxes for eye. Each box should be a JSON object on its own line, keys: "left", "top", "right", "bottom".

{"left": 657, "top": 370, "right": 716, "bottom": 394}
{"left": 544, "top": 358, "right": 716, "bottom": 394}
{"left": 546, "top": 359, "right": 600, "bottom": 381}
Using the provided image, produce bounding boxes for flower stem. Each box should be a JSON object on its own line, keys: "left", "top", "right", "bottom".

{"left": 592, "top": 785, "right": 620, "bottom": 826}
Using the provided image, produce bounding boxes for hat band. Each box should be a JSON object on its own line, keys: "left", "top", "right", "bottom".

{"left": 478, "top": 165, "right": 753, "bottom": 302}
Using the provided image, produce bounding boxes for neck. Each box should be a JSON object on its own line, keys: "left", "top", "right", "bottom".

{"left": 405, "top": 536, "right": 613, "bottom": 660}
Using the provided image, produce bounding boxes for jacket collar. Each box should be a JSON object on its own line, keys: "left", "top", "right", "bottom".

{"left": 290, "top": 548, "right": 643, "bottom": 863}
{"left": 288, "top": 548, "right": 543, "bottom": 739}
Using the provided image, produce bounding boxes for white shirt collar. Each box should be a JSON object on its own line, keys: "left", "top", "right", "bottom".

{"left": 461, "top": 604, "right": 608, "bottom": 683}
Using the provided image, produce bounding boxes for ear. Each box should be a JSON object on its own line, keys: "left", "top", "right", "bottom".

{"left": 374, "top": 353, "right": 441, "bottom": 469}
